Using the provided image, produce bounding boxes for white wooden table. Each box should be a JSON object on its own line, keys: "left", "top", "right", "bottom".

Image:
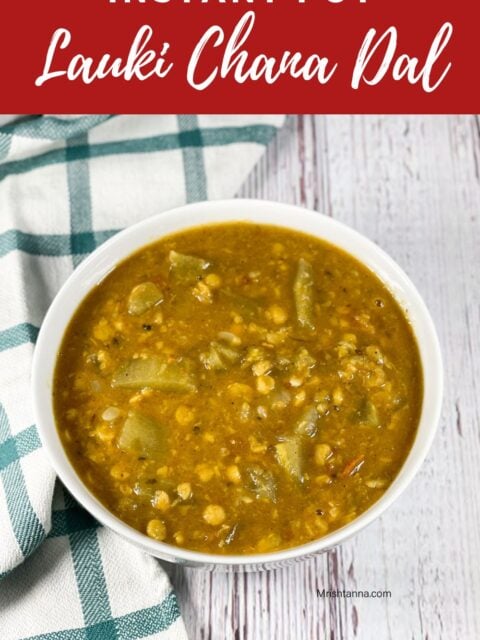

{"left": 164, "top": 115, "right": 480, "bottom": 640}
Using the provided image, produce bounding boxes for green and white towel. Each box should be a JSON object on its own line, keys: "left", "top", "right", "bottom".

{"left": 0, "top": 114, "right": 284, "bottom": 639}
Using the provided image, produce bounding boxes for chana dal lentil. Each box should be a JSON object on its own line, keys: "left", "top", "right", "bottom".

{"left": 54, "top": 223, "right": 423, "bottom": 554}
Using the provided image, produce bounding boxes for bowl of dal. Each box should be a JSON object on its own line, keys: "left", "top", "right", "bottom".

{"left": 32, "top": 199, "right": 443, "bottom": 569}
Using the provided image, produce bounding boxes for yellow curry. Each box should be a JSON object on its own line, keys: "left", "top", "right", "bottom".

{"left": 54, "top": 223, "right": 422, "bottom": 554}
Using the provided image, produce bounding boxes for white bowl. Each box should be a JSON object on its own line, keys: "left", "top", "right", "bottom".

{"left": 32, "top": 199, "right": 443, "bottom": 570}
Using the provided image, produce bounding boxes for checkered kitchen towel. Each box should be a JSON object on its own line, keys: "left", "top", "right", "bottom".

{"left": 0, "top": 114, "right": 284, "bottom": 639}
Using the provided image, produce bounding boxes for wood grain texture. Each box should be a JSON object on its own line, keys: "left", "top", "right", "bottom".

{"left": 165, "top": 115, "right": 480, "bottom": 640}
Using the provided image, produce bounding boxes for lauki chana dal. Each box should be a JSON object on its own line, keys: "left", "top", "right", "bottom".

{"left": 54, "top": 223, "right": 422, "bottom": 555}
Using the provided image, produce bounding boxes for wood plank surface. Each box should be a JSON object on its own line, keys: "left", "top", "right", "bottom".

{"left": 165, "top": 115, "right": 480, "bottom": 640}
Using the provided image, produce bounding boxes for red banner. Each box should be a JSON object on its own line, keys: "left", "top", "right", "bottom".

{"left": 2, "top": 1, "right": 478, "bottom": 113}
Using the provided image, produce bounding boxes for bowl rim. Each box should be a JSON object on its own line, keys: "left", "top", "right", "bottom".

{"left": 32, "top": 198, "right": 443, "bottom": 566}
